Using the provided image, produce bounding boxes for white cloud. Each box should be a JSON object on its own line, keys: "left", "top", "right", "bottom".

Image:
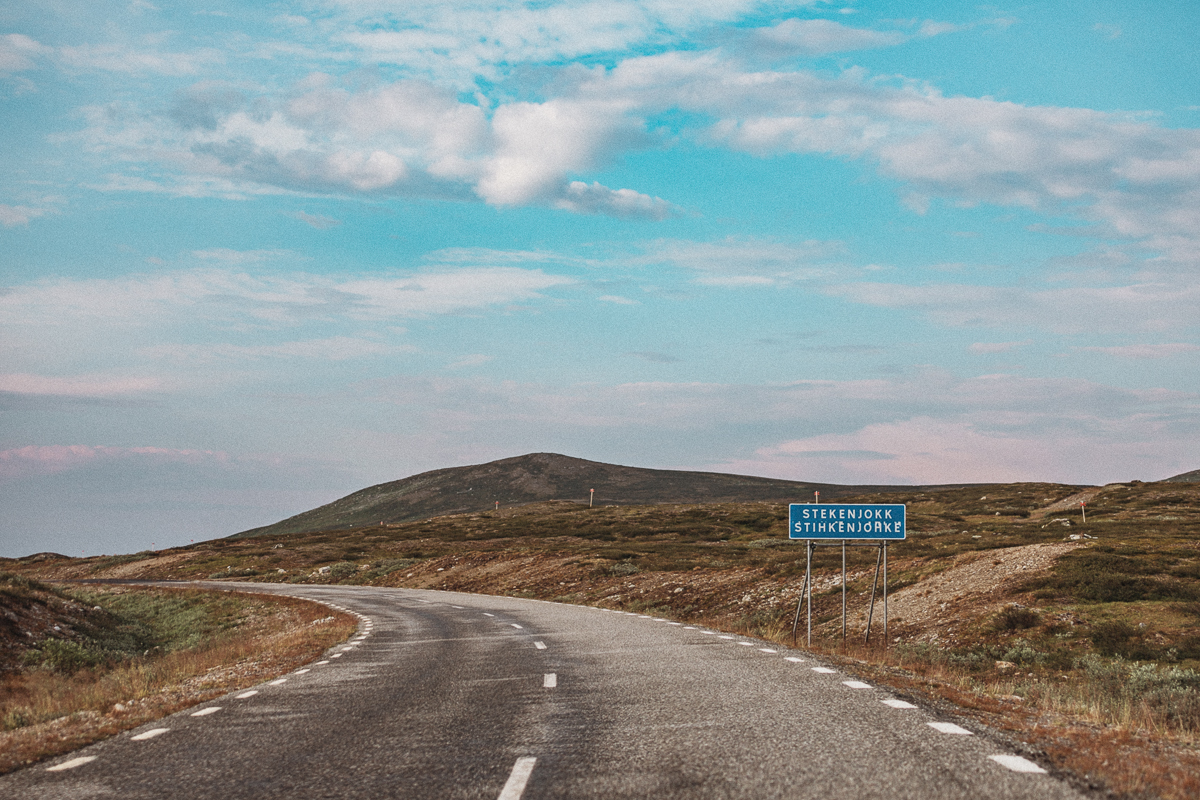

{"left": 0, "top": 204, "right": 51, "bottom": 227}
{"left": 746, "top": 19, "right": 907, "bottom": 56}
{"left": 0, "top": 267, "right": 573, "bottom": 331}
{"left": 0, "top": 33, "right": 51, "bottom": 73}
{"left": 0, "top": 373, "right": 162, "bottom": 397}
{"left": 292, "top": 211, "right": 341, "bottom": 229}
{"left": 57, "top": 41, "right": 222, "bottom": 76}
{"left": 1076, "top": 343, "right": 1200, "bottom": 359}
{"left": 554, "top": 181, "right": 675, "bottom": 219}
{"left": 969, "top": 340, "right": 1032, "bottom": 354}
{"left": 639, "top": 236, "right": 844, "bottom": 284}
{"left": 142, "top": 337, "right": 410, "bottom": 363}
{"left": 829, "top": 280, "right": 1200, "bottom": 334}
{"left": 446, "top": 354, "right": 493, "bottom": 369}
{"left": 192, "top": 248, "right": 295, "bottom": 263}
{"left": 0, "top": 445, "right": 229, "bottom": 481}
{"left": 325, "top": 0, "right": 789, "bottom": 83}
{"left": 360, "top": 371, "right": 1200, "bottom": 484}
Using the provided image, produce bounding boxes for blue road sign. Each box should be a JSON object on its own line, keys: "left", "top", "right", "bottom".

{"left": 789, "top": 503, "right": 906, "bottom": 540}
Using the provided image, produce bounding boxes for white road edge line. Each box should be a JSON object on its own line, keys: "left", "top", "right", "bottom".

{"left": 131, "top": 728, "right": 169, "bottom": 741}
{"left": 46, "top": 756, "right": 97, "bottom": 772}
{"left": 498, "top": 756, "right": 538, "bottom": 800}
{"left": 989, "top": 755, "right": 1047, "bottom": 774}
{"left": 928, "top": 722, "right": 973, "bottom": 735}
{"left": 543, "top": 673, "right": 557, "bottom": 688}
{"left": 843, "top": 681, "right": 872, "bottom": 689}
{"left": 811, "top": 667, "right": 837, "bottom": 674}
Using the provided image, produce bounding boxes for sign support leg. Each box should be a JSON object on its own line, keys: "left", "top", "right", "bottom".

{"left": 791, "top": 564, "right": 810, "bottom": 646}
{"left": 864, "top": 544, "right": 882, "bottom": 644}
{"left": 883, "top": 543, "right": 889, "bottom": 648}
{"left": 807, "top": 541, "right": 813, "bottom": 647}
{"left": 841, "top": 540, "right": 847, "bottom": 646}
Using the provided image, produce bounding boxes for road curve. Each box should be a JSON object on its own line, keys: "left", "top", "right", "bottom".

{"left": 4, "top": 584, "right": 1089, "bottom": 799}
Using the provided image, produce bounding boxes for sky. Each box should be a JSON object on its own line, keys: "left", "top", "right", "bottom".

{"left": 2, "top": 1, "right": 1199, "bottom": 558}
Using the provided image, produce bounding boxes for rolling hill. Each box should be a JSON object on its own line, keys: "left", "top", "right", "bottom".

{"left": 231, "top": 452, "right": 968, "bottom": 538}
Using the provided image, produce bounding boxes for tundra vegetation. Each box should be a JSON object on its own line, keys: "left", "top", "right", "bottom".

{"left": 5, "top": 478, "right": 1199, "bottom": 798}
{"left": 0, "top": 576, "right": 354, "bottom": 773}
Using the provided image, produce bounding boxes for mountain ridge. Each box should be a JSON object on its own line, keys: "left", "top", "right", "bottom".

{"left": 231, "top": 452, "right": 979, "bottom": 539}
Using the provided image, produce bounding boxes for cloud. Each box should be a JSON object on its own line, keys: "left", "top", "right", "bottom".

{"left": 142, "top": 337, "right": 409, "bottom": 363}
{"left": 711, "top": 417, "right": 1114, "bottom": 485}
{"left": 0, "top": 445, "right": 226, "bottom": 481}
{"left": 625, "top": 351, "right": 680, "bottom": 363}
{"left": 554, "top": 181, "right": 675, "bottom": 219}
{"left": 326, "top": 0, "right": 784, "bottom": 84}
{"left": 0, "top": 266, "right": 573, "bottom": 330}
{"left": 829, "top": 281, "right": 1200, "bottom": 334}
{"left": 192, "top": 248, "right": 295, "bottom": 263}
{"left": 292, "top": 211, "right": 341, "bottom": 229}
{"left": 0, "top": 204, "right": 51, "bottom": 227}
{"left": 359, "top": 370, "right": 1200, "bottom": 484}
{"left": 1076, "top": 343, "right": 1200, "bottom": 359}
{"left": 0, "top": 33, "right": 51, "bottom": 73}
{"left": 969, "top": 340, "right": 1032, "bottom": 354}
{"left": 638, "top": 236, "right": 844, "bottom": 285}
{"left": 446, "top": 354, "right": 493, "bottom": 370}
{"left": 0, "top": 373, "right": 162, "bottom": 397}
{"left": 745, "top": 19, "right": 907, "bottom": 57}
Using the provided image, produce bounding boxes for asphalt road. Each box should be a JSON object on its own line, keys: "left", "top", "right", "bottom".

{"left": 4, "top": 584, "right": 1091, "bottom": 799}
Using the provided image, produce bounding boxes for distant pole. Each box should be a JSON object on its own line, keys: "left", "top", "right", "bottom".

{"left": 589, "top": 488, "right": 594, "bottom": 508}
{"left": 495, "top": 501, "right": 499, "bottom": 511}
{"left": 1081, "top": 501, "right": 1087, "bottom": 523}
{"left": 814, "top": 491, "right": 820, "bottom": 504}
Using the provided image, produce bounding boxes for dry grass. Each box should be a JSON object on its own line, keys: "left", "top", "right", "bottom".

{"left": 0, "top": 587, "right": 354, "bottom": 774}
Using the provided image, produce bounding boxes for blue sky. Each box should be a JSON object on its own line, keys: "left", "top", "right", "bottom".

{"left": 2, "top": 1, "right": 1199, "bottom": 557}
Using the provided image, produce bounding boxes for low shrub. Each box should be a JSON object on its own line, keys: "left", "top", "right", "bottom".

{"left": 992, "top": 605, "right": 1040, "bottom": 632}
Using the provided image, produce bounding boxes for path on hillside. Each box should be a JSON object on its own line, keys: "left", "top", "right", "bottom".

{"left": 4, "top": 584, "right": 1088, "bottom": 800}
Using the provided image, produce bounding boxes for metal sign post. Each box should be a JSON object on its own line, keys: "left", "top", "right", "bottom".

{"left": 789, "top": 504, "right": 905, "bottom": 648}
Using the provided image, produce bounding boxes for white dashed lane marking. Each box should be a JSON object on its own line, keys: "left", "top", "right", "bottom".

{"left": 759, "top": 648, "right": 777, "bottom": 654}
{"left": 882, "top": 698, "right": 917, "bottom": 709}
{"left": 543, "top": 673, "right": 557, "bottom": 688}
{"left": 191, "top": 707, "right": 222, "bottom": 717}
{"left": 534, "top": 641, "right": 547, "bottom": 650}
{"left": 497, "top": 756, "right": 537, "bottom": 800}
{"left": 45, "top": 756, "right": 97, "bottom": 772}
{"left": 811, "top": 667, "right": 837, "bottom": 674}
{"left": 131, "top": 728, "right": 169, "bottom": 741}
{"left": 511, "top": 623, "right": 523, "bottom": 629}
{"left": 928, "top": 722, "right": 973, "bottom": 735}
{"left": 785, "top": 657, "right": 806, "bottom": 663}
{"left": 269, "top": 678, "right": 288, "bottom": 685}
{"left": 843, "top": 681, "right": 872, "bottom": 689}
{"left": 483, "top": 613, "right": 495, "bottom": 617}
{"left": 294, "top": 668, "right": 310, "bottom": 675}
{"left": 989, "top": 755, "right": 1046, "bottom": 774}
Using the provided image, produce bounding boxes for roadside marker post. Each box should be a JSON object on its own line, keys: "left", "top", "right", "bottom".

{"left": 789, "top": 503, "right": 906, "bottom": 648}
